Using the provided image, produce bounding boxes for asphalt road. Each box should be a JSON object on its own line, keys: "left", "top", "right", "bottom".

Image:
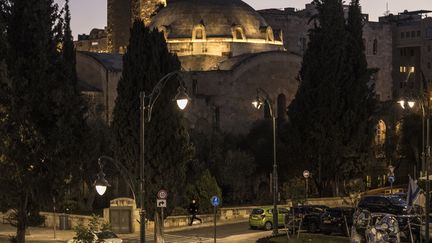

{"left": 121, "top": 221, "right": 271, "bottom": 243}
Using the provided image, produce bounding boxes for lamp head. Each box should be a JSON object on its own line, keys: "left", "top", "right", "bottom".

{"left": 408, "top": 101, "right": 415, "bottom": 108}
{"left": 94, "top": 171, "right": 110, "bottom": 196}
{"left": 175, "top": 86, "right": 190, "bottom": 110}
{"left": 252, "top": 96, "right": 263, "bottom": 109}
{"left": 397, "top": 100, "right": 406, "bottom": 109}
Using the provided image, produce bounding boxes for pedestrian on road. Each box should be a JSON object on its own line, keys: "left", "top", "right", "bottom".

{"left": 188, "top": 199, "right": 202, "bottom": 225}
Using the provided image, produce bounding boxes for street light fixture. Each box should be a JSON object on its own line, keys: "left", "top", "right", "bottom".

{"left": 94, "top": 71, "right": 189, "bottom": 243}
{"left": 399, "top": 93, "right": 429, "bottom": 243}
{"left": 94, "top": 171, "right": 110, "bottom": 196}
{"left": 252, "top": 88, "right": 279, "bottom": 236}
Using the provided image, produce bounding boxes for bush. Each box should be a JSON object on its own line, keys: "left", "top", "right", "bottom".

{"left": 170, "top": 207, "right": 188, "bottom": 216}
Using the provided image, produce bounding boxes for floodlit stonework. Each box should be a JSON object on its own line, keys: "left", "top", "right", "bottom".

{"left": 77, "top": 0, "right": 301, "bottom": 133}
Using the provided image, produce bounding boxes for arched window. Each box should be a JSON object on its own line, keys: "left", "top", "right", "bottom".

{"left": 373, "top": 39, "right": 378, "bottom": 55}
{"left": 277, "top": 94, "right": 286, "bottom": 121}
{"left": 192, "top": 24, "right": 206, "bottom": 41}
{"left": 231, "top": 26, "right": 245, "bottom": 41}
{"left": 266, "top": 26, "right": 274, "bottom": 42}
{"left": 158, "top": 25, "right": 169, "bottom": 40}
{"left": 375, "top": 120, "right": 386, "bottom": 145}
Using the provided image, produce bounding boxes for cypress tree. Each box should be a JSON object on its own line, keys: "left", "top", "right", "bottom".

{"left": 111, "top": 20, "right": 193, "bottom": 218}
{"left": 287, "top": 0, "right": 350, "bottom": 196}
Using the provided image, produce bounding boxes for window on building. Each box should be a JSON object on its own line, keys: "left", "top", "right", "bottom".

{"left": 395, "top": 122, "right": 402, "bottom": 136}
{"left": 235, "top": 29, "right": 243, "bottom": 40}
{"left": 406, "top": 31, "right": 410, "bottom": 38}
{"left": 366, "top": 175, "right": 372, "bottom": 188}
{"left": 417, "top": 30, "right": 421, "bottom": 37}
{"left": 300, "top": 37, "right": 307, "bottom": 52}
{"left": 400, "top": 49, "right": 404, "bottom": 56}
{"left": 410, "top": 49, "right": 414, "bottom": 56}
{"left": 214, "top": 107, "right": 220, "bottom": 128}
{"left": 411, "top": 31, "right": 416, "bottom": 37}
{"left": 375, "top": 120, "right": 386, "bottom": 145}
{"left": 192, "top": 25, "right": 206, "bottom": 40}
{"left": 192, "top": 79, "right": 198, "bottom": 95}
{"left": 401, "top": 32, "right": 405, "bottom": 39}
{"left": 277, "top": 94, "right": 286, "bottom": 121}
{"left": 196, "top": 29, "right": 203, "bottom": 39}
{"left": 373, "top": 39, "right": 378, "bottom": 55}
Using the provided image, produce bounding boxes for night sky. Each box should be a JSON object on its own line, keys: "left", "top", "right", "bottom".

{"left": 59, "top": 0, "right": 431, "bottom": 39}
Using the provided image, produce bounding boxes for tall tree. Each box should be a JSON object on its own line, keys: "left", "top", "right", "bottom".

{"left": 111, "top": 20, "right": 193, "bottom": 218}
{"left": 0, "top": 0, "right": 87, "bottom": 241}
{"left": 287, "top": 0, "right": 375, "bottom": 196}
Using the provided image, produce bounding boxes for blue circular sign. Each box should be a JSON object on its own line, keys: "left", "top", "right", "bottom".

{"left": 211, "top": 196, "right": 220, "bottom": 207}
{"left": 388, "top": 176, "right": 395, "bottom": 184}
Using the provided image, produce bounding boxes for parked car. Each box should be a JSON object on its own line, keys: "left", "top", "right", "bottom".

{"left": 288, "top": 205, "right": 329, "bottom": 233}
{"left": 249, "top": 206, "right": 289, "bottom": 230}
{"left": 320, "top": 207, "right": 355, "bottom": 236}
{"left": 357, "top": 195, "right": 422, "bottom": 241}
{"left": 67, "top": 230, "right": 123, "bottom": 243}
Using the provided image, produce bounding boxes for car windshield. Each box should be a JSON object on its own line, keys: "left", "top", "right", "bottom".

{"left": 326, "top": 209, "right": 342, "bottom": 217}
{"left": 251, "top": 208, "right": 264, "bottom": 215}
{"left": 388, "top": 196, "right": 406, "bottom": 206}
{"left": 96, "top": 231, "right": 118, "bottom": 239}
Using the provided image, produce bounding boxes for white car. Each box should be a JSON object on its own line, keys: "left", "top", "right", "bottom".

{"left": 67, "top": 230, "right": 123, "bottom": 243}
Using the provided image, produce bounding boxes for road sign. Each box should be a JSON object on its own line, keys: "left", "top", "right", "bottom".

{"left": 157, "top": 189, "right": 168, "bottom": 199}
{"left": 303, "top": 170, "right": 310, "bottom": 179}
{"left": 211, "top": 196, "right": 220, "bottom": 207}
{"left": 388, "top": 176, "right": 395, "bottom": 184}
{"left": 157, "top": 199, "right": 167, "bottom": 208}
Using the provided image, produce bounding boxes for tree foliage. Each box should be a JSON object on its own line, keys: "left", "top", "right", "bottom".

{"left": 286, "top": 0, "right": 376, "bottom": 196}
{"left": 111, "top": 20, "right": 194, "bottom": 218}
{"left": 0, "top": 0, "right": 87, "bottom": 241}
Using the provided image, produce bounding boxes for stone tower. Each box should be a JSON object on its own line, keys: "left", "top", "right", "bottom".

{"left": 107, "top": 0, "right": 166, "bottom": 53}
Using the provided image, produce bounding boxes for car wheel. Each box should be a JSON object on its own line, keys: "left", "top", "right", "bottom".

{"left": 264, "top": 221, "right": 273, "bottom": 231}
{"left": 309, "top": 223, "right": 317, "bottom": 233}
{"left": 249, "top": 225, "right": 256, "bottom": 230}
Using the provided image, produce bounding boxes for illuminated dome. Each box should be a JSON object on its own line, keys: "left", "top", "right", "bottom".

{"left": 150, "top": 0, "right": 278, "bottom": 41}
{"left": 149, "top": 0, "right": 284, "bottom": 71}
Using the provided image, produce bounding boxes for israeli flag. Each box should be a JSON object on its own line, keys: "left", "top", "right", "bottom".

{"left": 406, "top": 176, "right": 421, "bottom": 212}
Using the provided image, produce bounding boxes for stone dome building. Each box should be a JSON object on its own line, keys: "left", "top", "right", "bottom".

{"left": 149, "top": 0, "right": 284, "bottom": 71}
{"left": 76, "top": 0, "right": 301, "bottom": 133}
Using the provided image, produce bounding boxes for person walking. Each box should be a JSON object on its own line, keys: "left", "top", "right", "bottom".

{"left": 188, "top": 199, "right": 202, "bottom": 225}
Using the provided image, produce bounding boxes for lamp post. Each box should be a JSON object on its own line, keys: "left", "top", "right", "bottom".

{"left": 252, "top": 88, "right": 278, "bottom": 235}
{"left": 399, "top": 96, "right": 429, "bottom": 243}
{"left": 94, "top": 71, "right": 190, "bottom": 243}
{"left": 139, "top": 71, "right": 190, "bottom": 243}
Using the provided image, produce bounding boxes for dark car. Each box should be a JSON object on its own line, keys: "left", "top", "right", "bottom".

{"left": 287, "top": 205, "right": 329, "bottom": 233}
{"left": 320, "top": 207, "right": 355, "bottom": 236}
{"left": 358, "top": 195, "right": 408, "bottom": 215}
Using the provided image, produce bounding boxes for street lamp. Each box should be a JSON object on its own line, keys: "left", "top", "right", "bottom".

{"left": 139, "top": 71, "right": 190, "bottom": 243}
{"left": 94, "top": 155, "right": 137, "bottom": 201}
{"left": 94, "top": 71, "right": 189, "bottom": 243}
{"left": 252, "top": 88, "right": 279, "bottom": 235}
{"left": 399, "top": 95, "right": 429, "bottom": 243}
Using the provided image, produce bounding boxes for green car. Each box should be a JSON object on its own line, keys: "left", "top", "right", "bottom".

{"left": 249, "top": 207, "right": 289, "bottom": 230}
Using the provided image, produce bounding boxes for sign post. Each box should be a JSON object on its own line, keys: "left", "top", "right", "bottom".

{"left": 388, "top": 165, "right": 395, "bottom": 194}
{"left": 157, "top": 190, "right": 168, "bottom": 241}
{"left": 211, "top": 196, "right": 220, "bottom": 243}
{"left": 303, "top": 170, "right": 310, "bottom": 200}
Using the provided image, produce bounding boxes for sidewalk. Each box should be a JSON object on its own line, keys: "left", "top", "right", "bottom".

{"left": 0, "top": 218, "right": 249, "bottom": 242}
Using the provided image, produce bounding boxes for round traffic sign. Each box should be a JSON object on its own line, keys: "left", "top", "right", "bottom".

{"left": 388, "top": 176, "right": 395, "bottom": 184}
{"left": 157, "top": 189, "right": 168, "bottom": 199}
{"left": 303, "top": 170, "right": 310, "bottom": 179}
{"left": 211, "top": 196, "right": 220, "bottom": 207}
